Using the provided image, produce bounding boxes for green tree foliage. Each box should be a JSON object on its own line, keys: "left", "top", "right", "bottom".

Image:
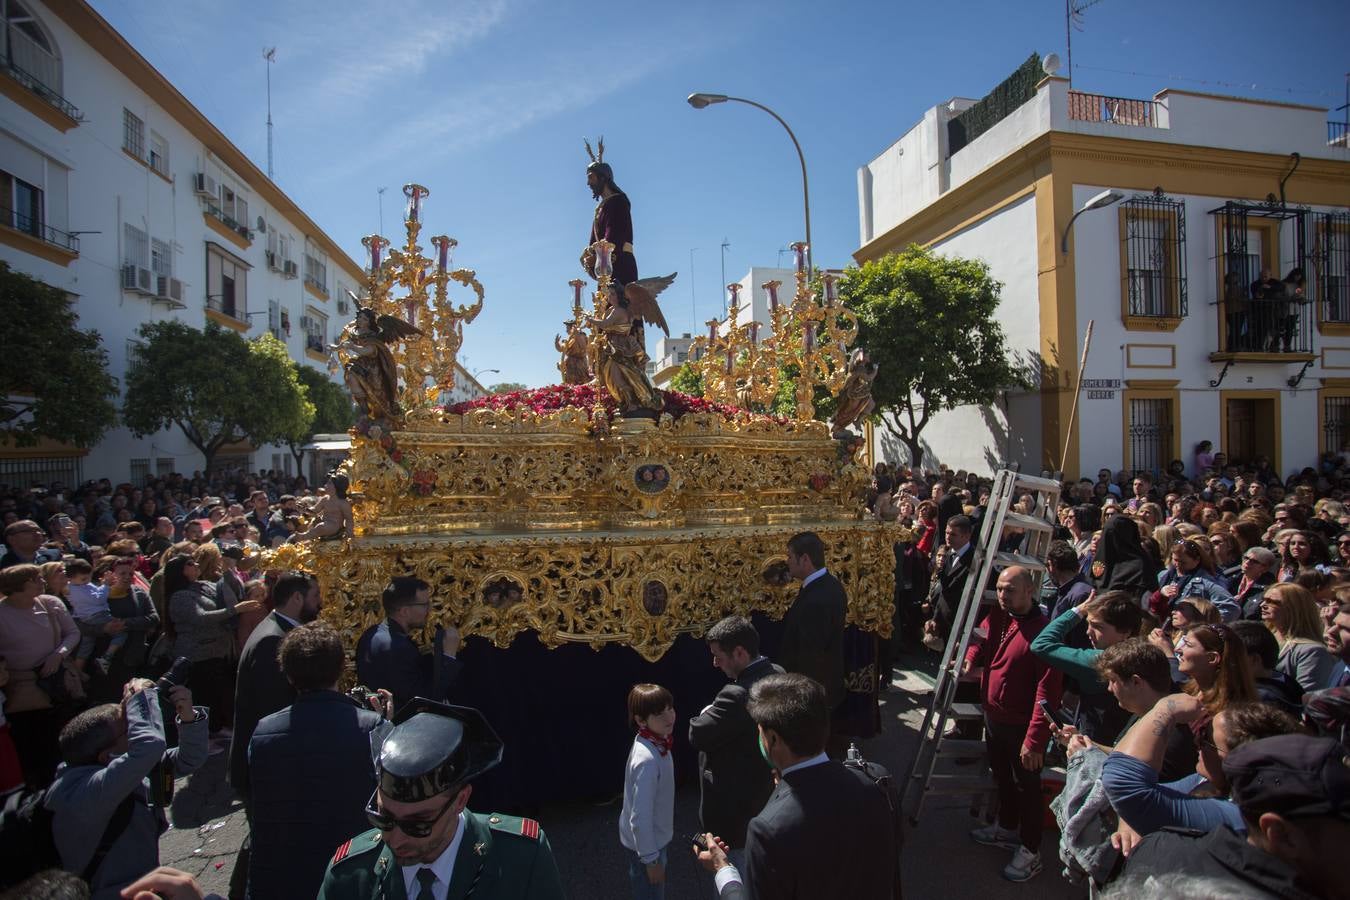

{"left": 286, "top": 363, "right": 354, "bottom": 466}
{"left": 123, "top": 322, "right": 313, "bottom": 471}
{"left": 668, "top": 362, "right": 703, "bottom": 396}
{"left": 0, "top": 263, "right": 117, "bottom": 447}
{"left": 841, "top": 245, "right": 1026, "bottom": 468}
{"left": 487, "top": 381, "right": 527, "bottom": 394}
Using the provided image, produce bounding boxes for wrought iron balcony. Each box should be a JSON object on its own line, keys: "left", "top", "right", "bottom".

{"left": 202, "top": 202, "right": 251, "bottom": 241}
{"left": 0, "top": 53, "right": 81, "bottom": 121}
{"left": 1068, "top": 91, "right": 1162, "bottom": 128}
{"left": 1216, "top": 295, "right": 1313, "bottom": 354}
{"left": 0, "top": 205, "right": 79, "bottom": 252}
{"left": 206, "top": 295, "right": 247, "bottom": 323}
{"left": 306, "top": 334, "right": 326, "bottom": 354}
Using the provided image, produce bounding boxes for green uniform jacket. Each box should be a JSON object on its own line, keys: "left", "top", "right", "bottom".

{"left": 317, "top": 812, "right": 566, "bottom": 900}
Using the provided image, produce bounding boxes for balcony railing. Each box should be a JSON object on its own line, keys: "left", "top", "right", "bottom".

{"left": 0, "top": 205, "right": 79, "bottom": 252}
{"left": 207, "top": 295, "right": 247, "bottom": 324}
{"left": 0, "top": 53, "right": 81, "bottom": 121}
{"left": 1068, "top": 91, "right": 1162, "bottom": 128}
{"left": 1217, "top": 295, "right": 1313, "bottom": 355}
{"left": 306, "top": 334, "right": 327, "bottom": 354}
{"left": 1331, "top": 121, "right": 1349, "bottom": 148}
{"left": 202, "top": 202, "right": 251, "bottom": 241}
{"left": 304, "top": 274, "right": 328, "bottom": 296}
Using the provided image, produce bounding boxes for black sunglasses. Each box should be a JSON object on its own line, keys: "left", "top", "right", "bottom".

{"left": 364, "top": 790, "right": 456, "bottom": 838}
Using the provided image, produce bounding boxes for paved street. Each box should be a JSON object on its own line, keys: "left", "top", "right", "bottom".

{"left": 161, "top": 658, "right": 1087, "bottom": 899}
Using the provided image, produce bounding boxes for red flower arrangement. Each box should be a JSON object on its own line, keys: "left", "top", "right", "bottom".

{"left": 411, "top": 468, "right": 437, "bottom": 496}
{"left": 445, "top": 383, "right": 788, "bottom": 425}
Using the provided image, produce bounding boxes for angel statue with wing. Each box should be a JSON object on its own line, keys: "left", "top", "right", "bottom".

{"left": 333, "top": 304, "right": 423, "bottom": 422}
{"left": 587, "top": 275, "right": 675, "bottom": 414}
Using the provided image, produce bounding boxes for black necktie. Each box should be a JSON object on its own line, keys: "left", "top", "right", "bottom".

{"left": 416, "top": 867, "right": 437, "bottom": 900}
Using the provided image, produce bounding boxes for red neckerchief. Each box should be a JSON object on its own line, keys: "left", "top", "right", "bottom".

{"left": 638, "top": 727, "right": 673, "bottom": 756}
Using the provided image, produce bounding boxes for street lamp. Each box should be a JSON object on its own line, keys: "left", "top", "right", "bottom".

{"left": 1060, "top": 189, "right": 1125, "bottom": 254}
{"left": 687, "top": 92, "right": 812, "bottom": 274}
{"left": 470, "top": 367, "right": 499, "bottom": 382}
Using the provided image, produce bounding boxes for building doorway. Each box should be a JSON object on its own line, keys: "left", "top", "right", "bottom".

{"left": 1222, "top": 394, "right": 1278, "bottom": 470}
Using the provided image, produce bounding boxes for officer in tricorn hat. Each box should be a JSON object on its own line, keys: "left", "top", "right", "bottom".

{"left": 318, "top": 699, "right": 564, "bottom": 899}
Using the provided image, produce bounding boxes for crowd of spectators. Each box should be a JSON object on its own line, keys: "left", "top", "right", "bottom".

{"left": 866, "top": 448, "right": 1350, "bottom": 896}
{"left": 2, "top": 447, "right": 1349, "bottom": 898}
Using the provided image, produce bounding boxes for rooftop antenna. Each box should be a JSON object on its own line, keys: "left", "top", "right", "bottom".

{"left": 263, "top": 47, "right": 276, "bottom": 180}
{"left": 1065, "top": 0, "right": 1105, "bottom": 90}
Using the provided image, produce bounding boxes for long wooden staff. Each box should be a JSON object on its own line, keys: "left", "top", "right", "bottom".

{"left": 1059, "top": 319, "right": 1095, "bottom": 476}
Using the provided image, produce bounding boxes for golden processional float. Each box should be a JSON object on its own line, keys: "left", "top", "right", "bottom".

{"left": 271, "top": 183, "right": 903, "bottom": 672}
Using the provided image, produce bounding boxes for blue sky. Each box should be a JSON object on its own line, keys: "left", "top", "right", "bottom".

{"left": 90, "top": 0, "right": 1350, "bottom": 388}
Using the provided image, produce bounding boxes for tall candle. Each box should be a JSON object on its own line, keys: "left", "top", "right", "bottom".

{"left": 725, "top": 349, "right": 734, "bottom": 374}
{"left": 804, "top": 322, "right": 815, "bottom": 352}
{"left": 749, "top": 322, "right": 760, "bottom": 345}
{"left": 708, "top": 320, "right": 718, "bottom": 341}
{"left": 823, "top": 274, "right": 837, "bottom": 305}
{"left": 765, "top": 280, "right": 780, "bottom": 313}
{"left": 791, "top": 241, "right": 808, "bottom": 274}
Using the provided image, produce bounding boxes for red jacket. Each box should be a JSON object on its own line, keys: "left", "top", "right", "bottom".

{"left": 965, "top": 604, "right": 1063, "bottom": 752}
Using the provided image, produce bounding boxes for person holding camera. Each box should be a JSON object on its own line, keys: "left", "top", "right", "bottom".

{"left": 356, "top": 577, "right": 463, "bottom": 711}
{"left": 246, "top": 622, "right": 387, "bottom": 900}
{"left": 45, "top": 677, "right": 207, "bottom": 899}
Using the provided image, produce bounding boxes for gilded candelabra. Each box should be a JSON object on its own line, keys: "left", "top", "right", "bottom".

{"left": 353, "top": 184, "right": 484, "bottom": 418}
{"left": 690, "top": 241, "right": 856, "bottom": 419}
{"left": 784, "top": 244, "right": 857, "bottom": 420}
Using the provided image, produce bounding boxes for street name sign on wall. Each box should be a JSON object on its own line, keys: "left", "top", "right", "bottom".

{"left": 1082, "top": 378, "right": 1120, "bottom": 400}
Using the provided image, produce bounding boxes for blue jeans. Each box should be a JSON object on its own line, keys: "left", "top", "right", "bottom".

{"left": 626, "top": 845, "right": 667, "bottom": 900}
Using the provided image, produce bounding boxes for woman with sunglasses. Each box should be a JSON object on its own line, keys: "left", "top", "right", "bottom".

{"left": 1205, "top": 531, "right": 1243, "bottom": 592}
{"left": 1232, "top": 547, "right": 1278, "bottom": 619}
{"left": 1260, "top": 583, "right": 1339, "bottom": 693}
{"left": 165, "top": 554, "right": 262, "bottom": 740}
{"left": 1147, "top": 540, "right": 1239, "bottom": 625}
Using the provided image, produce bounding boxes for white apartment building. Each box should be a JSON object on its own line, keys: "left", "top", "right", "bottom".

{"left": 0, "top": 0, "right": 367, "bottom": 486}
{"left": 856, "top": 61, "right": 1350, "bottom": 480}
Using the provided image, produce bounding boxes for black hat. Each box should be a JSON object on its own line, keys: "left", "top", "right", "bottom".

{"left": 376, "top": 699, "right": 504, "bottom": 803}
{"left": 1224, "top": 734, "right": 1350, "bottom": 820}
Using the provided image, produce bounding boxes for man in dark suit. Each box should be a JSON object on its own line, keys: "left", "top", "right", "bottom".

{"left": 248, "top": 621, "right": 386, "bottom": 900}
{"left": 779, "top": 532, "right": 847, "bottom": 711}
{"left": 696, "top": 673, "right": 896, "bottom": 899}
{"left": 227, "top": 571, "right": 320, "bottom": 899}
{"left": 356, "top": 576, "right": 463, "bottom": 711}
{"left": 923, "top": 514, "right": 975, "bottom": 644}
{"left": 688, "top": 616, "right": 783, "bottom": 869}
{"left": 228, "top": 571, "right": 320, "bottom": 800}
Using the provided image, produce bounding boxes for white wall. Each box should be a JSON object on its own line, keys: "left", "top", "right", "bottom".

{"left": 0, "top": 1, "right": 359, "bottom": 483}
{"left": 869, "top": 194, "right": 1041, "bottom": 475}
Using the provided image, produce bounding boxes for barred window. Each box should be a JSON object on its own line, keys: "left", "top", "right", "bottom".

{"left": 122, "top": 223, "right": 148, "bottom": 267}
{"left": 148, "top": 131, "right": 169, "bottom": 177}
{"left": 1324, "top": 395, "right": 1350, "bottom": 456}
{"left": 1128, "top": 397, "right": 1173, "bottom": 477}
{"left": 122, "top": 109, "right": 145, "bottom": 160}
{"left": 1122, "top": 192, "right": 1187, "bottom": 318}
{"left": 1317, "top": 212, "right": 1350, "bottom": 324}
{"left": 129, "top": 458, "right": 150, "bottom": 485}
{"left": 150, "top": 238, "right": 171, "bottom": 277}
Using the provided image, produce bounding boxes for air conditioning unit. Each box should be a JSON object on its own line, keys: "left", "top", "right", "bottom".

{"left": 122, "top": 264, "right": 153, "bottom": 294}
{"left": 155, "top": 276, "right": 185, "bottom": 305}
{"left": 283, "top": 260, "right": 298, "bottom": 278}
{"left": 193, "top": 172, "right": 217, "bottom": 198}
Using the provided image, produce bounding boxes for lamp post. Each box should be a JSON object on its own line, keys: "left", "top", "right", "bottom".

{"left": 687, "top": 93, "right": 812, "bottom": 274}
{"left": 1060, "top": 189, "right": 1125, "bottom": 255}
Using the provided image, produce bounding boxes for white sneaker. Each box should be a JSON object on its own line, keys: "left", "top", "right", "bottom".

{"left": 1002, "top": 845, "right": 1042, "bottom": 882}
{"left": 969, "top": 823, "right": 1020, "bottom": 849}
